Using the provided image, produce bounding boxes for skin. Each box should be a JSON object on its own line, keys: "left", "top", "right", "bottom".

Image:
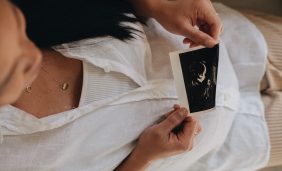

{"left": 116, "top": 105, "right": 202, "bottom": 171}
{"left": 128, "top": 0, "right": 222, "bottom": 48}
{"left": 13, "top": 49, "right": 83, "bottom": 118}
{"left": 0, "top": 0, "right": 202, "bottom": 170}
{"left": 0, "top": 0, "right": 42, "bottom": 106}
{"left": 0, "top": 0, "right": 82, "bottom": 118}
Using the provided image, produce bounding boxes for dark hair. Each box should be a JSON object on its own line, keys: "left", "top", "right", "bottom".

{"left": 12, "top": 0, "right": 141, "bottom": 47}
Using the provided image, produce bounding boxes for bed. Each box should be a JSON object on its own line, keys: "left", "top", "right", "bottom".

{"left": 244, "top": 12, "right": 282, "bottom": 168}
{"left": 215, "top": 0, "right": 282, "bottom": 169}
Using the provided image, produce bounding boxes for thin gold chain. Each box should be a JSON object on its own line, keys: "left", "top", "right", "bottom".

{"left": 26, "top": 66, "right": 70, "bottom": 93}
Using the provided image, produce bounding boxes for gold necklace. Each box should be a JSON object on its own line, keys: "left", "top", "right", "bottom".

{"left": 25, "top": 66, "right": 70, "bottom": 93}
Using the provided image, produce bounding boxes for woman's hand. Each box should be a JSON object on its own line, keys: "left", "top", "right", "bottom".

{"left": 135, "top": 106, "right": 201, "bottom": 162}
{"left": 128, "top": 0, "right": 222, "bottom": 48}
{"left": 115, "top": 105, "right": 202, "bottom": 171}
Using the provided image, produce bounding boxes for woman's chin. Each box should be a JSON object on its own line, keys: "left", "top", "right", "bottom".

{"left": 0, "top": 91, "right": 22, "bottom": 106}
{"left": 28, "top": 63, "right": 41, "bottom": 84}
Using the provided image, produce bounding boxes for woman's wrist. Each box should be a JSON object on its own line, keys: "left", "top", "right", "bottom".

{"left": 132, "top": 147, "right": 152, "bottom": 166}
{"left": 115, "top": 147, "right": 152, "bottom": 171}
{"left": 127, "top": 147, "right": 152, "bottom": 170}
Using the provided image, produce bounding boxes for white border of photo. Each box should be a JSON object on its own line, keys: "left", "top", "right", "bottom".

{"left": 169, "top": 45, "right": 216, "bottom": 115}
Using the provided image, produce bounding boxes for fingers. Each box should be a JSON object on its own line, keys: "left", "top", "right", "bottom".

{"left": 164, "top": 104, "right": 181, "bottom": 118}
{"left": 179, "top": 117, "right": 202, "bottom": 147}
{"left": 193, "top": 124, "right": 202, "bottom": 137}
{"left": 173, "top": 104, "right": 181, "bottom": 110}
{"left": 159, "top": 108, "right": 188, "bottom": 133}
{"left": 201, "top": 1, "right": 222, "bottom": 43}
{"left": 183, "top": 24, "right": 217, "bottom": 48}
{"left": 173, "top": 116, "right": 199, "bottom": 151}
{"left": 183, "top": 38, "right": 199, "bottom": 48}
{"left": 181, "top": 1, "right": 222, "bottom": 48}
{"left": 182, "top": 117, "right": 198, "bottom": 139}
{"left": 203, "top": 14, "right": 222, "bottom": 43}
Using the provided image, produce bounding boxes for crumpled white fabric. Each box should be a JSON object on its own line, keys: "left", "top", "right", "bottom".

{"left": 0, "top": 3, "right": 269, "bottom": 171}
{"left": 140, "top": 3, "right": 269, "bottom": 171}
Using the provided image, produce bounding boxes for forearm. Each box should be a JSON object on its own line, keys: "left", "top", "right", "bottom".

{"left": 115, "top": 148, "right": 151, "bottom": 171}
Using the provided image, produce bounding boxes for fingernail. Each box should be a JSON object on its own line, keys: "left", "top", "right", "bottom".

{"left": 174, "top": 104, "right": 180, "bottom": 109}
{"left": 179, "top": 108, "right": 187, "bottom": 117}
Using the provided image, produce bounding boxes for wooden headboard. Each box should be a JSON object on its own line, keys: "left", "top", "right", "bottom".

{"left": 214, "top": 0, "right": 282, "bottom": 16}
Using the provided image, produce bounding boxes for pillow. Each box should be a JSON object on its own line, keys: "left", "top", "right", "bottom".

{"left": 242, "top": 11, "right": 282, "bottom": 167}
{"left": 242, "top": 11, "right": 282, "bottom": 92}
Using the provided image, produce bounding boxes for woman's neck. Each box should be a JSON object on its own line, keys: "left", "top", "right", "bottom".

{"left": 13, "top": 49, "right": 83, "bottom": 118}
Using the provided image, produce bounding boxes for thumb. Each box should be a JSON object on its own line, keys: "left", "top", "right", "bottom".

{"left": 183, "top": 23, "right": 217, "bottom": 48}
{"left": 158, "top": 108, "right": 188, "bottom": 133}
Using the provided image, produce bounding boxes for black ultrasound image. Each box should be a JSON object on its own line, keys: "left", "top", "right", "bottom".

{"left": 180, "top": 44, "right": 219, "bottom": 113}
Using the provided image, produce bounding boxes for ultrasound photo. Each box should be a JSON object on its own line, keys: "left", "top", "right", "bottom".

{"left": 170, "top": 44, "right": 219, "bottom": 114}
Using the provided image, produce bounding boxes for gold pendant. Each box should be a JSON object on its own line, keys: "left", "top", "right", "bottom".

{"left": 62, "top": 83, "right": 69, "bottom": 91}
{"left": 26, "top": 86, "right": 32, "bottom": 93}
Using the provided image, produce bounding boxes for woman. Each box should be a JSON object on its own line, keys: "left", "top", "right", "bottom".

{"left": 0, "top": 1, "right": 41, "bottom": 106}
{"left": 1, "top": 0, "right": 269, "bottom": 171}
{"left": 0, "top": 0, "right": 209, "bottom": 170}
